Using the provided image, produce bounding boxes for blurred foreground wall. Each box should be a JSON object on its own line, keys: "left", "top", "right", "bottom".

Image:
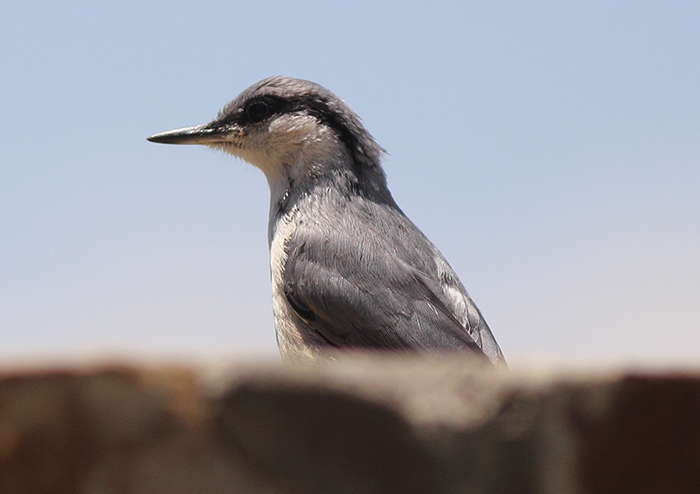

{"left": 0, "top": 357, "right": 698, "bottom": 494}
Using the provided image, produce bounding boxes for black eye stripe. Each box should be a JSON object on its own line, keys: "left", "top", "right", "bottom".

{"left": 240, "top": 96, "right": 358, "bottom": 155}
{"left": 245, "top": 101, "right": 271, "bottom": 123}
{"left": 243, "top": 95, "right": 366, "bottom": 163}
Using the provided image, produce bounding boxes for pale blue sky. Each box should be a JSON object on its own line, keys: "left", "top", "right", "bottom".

{"left": 1, "top": 1, "right": 698, "bottom": 364}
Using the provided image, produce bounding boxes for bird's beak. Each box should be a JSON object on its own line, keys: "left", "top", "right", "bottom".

{"left": 147, "top": 124, "right": 232, "bottom": 145}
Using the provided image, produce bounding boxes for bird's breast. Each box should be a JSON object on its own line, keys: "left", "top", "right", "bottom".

{"left": 268, "top": 205, "right": 320, "bottom": 362}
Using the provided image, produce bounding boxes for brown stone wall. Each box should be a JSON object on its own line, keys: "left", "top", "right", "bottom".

{"left": 0, "top": 357, "right": 698, "bottom": 494}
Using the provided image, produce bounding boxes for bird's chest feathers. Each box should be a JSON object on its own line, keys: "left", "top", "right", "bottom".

{"left": 268, "top": 205, "right": 315, "bottom": 360}
{"left": 269, "top": 206, "right": 298, "bottom": 291}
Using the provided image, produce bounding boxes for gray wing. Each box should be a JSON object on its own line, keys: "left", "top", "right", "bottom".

{"left": 282, "top": 197, "right": 504, "bottom": 363}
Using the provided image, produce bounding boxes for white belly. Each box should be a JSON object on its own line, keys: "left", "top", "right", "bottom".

{"left": 268, "top": 206, "right": 320, "bottom": 362}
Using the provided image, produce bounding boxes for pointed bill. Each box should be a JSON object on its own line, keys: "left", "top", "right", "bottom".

{"left": 147, "top": 124, "right": 231, "bottom": 145}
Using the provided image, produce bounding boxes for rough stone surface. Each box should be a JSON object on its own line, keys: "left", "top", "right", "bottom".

{"left": 0, "top": 356, "right": 698, "bottom": 494}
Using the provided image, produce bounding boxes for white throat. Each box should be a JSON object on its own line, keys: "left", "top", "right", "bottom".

{"left": 210, "top": 112, "right": 348, "bottom": 245}
{"left": 222, "top": 114, "right": 346, "bottom": 215}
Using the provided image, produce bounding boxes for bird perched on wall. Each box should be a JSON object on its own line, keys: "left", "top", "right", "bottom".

{"left": 148, "top": 76, "right": 505, "bottom": 366}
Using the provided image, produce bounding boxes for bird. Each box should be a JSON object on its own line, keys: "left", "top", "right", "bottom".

{"left": 147, "top": 76, "right": 505, "bottom": 366}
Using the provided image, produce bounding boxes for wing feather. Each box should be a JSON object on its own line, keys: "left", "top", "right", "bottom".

{"left": 281, "top": 196, "right": 499, "bottom": 361}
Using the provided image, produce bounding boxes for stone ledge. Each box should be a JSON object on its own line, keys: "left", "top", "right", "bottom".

{"left": 0, "top": 357, "right": 698, "bottom": 494}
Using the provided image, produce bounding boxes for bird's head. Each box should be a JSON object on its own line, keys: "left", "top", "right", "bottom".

{"left": 148, "top": 76, "right": 386, "bottom": 189}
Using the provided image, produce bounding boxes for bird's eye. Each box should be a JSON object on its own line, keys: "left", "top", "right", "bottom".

{"left": 246, "top": 101, "right": 270, "bottom": 123}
